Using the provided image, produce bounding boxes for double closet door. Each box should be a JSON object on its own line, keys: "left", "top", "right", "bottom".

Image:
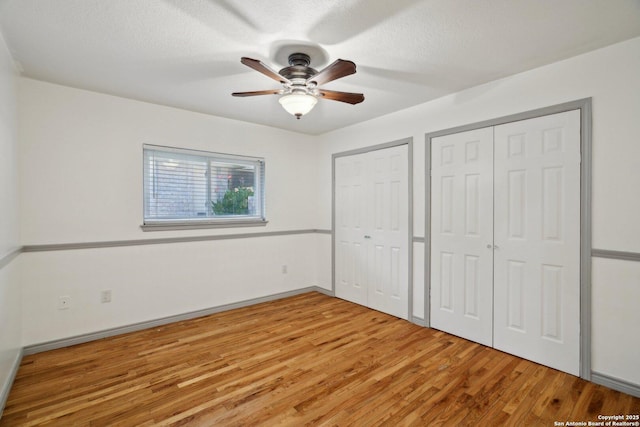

{"left": 335, "top": 144, "right": 409, "bottom": 320}
{"left": 430, "top": 110, "right": 581, "bottom": 375}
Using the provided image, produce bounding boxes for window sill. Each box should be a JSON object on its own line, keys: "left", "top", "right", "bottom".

{"left": 140, "top": 219, "right": 268, "bottom": 232}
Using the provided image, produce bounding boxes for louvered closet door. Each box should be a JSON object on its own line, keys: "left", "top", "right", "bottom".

{"left": 493, "top": 110, "right": 581, "bottom": 376}
{"left": 335, "top": 145, "right": 409, "bottom": 319}
{"left": 430, "top": 128, "right": 495, "bottom": 346}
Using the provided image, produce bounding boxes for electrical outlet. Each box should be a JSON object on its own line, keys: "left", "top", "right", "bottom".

{"left": 282, "top": 265, "right": 288, "bottom": 274}
{"left": 101, "top": 290, "right": 112, "bottom": 303}
{"left": 58, "top": 296, "right": 71, "bottom": 310}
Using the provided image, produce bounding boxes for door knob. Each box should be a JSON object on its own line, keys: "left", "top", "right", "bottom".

{"left": 364, "top": 235, "right": 371, "bottom": 239}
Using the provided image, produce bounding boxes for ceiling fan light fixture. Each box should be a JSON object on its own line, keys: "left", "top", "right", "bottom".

{"left": 278, "top": 93, "right": 318, "bottom": 119}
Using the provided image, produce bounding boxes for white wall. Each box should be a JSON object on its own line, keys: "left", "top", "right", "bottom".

{"left": 18, "top": 79, "right": 320, "bottom": 244}
{"left": 0, "top": 36, "right": 19, "bottom": 263}
{"left": 316, "top": 37, "right": 640, "bottom": 386}
{"left": 0, "top": 31, "right": 21, "bottom": 405}
{"left": 18, "top": 79, "right": 323, "bottom": 345}
{"left": 592, "top": 258, "right": 640, "bottom": 386}
{"left": 20, "top": 236, "right": 319, "bottom": 345}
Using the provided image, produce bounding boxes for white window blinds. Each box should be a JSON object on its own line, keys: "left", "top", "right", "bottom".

{"left": 143, "top": 145, "right": 265, "bottom": 226}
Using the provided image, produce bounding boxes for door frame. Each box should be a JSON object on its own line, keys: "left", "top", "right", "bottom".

{"left": 332, "top": 137, "right": 414, "bottom": 322}
{"left": 424, "top": 98, "right": 592, "bottom": 380}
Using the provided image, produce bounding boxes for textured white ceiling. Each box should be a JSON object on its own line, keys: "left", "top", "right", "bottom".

{"left": 1, "top": 0, "right": 640, "bottom": 134}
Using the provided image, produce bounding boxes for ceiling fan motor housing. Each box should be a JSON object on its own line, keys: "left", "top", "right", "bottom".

{"left": 279, "top": 53, "right": 317, "bottom": 81}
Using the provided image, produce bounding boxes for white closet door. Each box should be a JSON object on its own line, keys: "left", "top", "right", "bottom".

{"left": 367, "top": 145, "right": 409, "bottom": 319}
{"left": 335, "top": 145, "right": 409, "bottom": 319}
{"left": 335, "top": 153, "right": 369, "bottom": 307}
{"left": 493, "top": 110, "right": 581, "bottom": 375}
{"left": 430, "top": 128, "right": 494, "bottom": 346}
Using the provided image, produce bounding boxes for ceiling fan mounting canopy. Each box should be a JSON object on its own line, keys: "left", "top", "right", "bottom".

{"left": 287, "top": 53, "right": 311, "bottom": 66}
{"left": 232, "top": 52, "right": 364, "bottom": 119}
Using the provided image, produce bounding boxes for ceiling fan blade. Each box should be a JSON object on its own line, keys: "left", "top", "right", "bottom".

{"left": 240, "top": 57, "right": 291, "bottom": 84}
{"left": 318, "top": 89, "right": 365, "bottom": 105}
{"left": 308, "top": 59, "right": 357, "bottom": 86}
{"left": 232, "top": 89, "right": 283, "bottom": 97}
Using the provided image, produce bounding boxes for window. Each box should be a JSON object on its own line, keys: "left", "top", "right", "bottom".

{"left": 142, "top": 144, "right": 266, "bottom": 230}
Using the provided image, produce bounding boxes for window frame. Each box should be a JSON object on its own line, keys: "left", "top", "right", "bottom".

{"left": 141, "top": 144, "right": 267, "bottom": 231}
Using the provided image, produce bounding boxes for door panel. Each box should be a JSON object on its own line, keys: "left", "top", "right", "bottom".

{"left": 335, "top": 154, "right": 368, "bottom": 306}
{"left": 334, "top": 145, "right": 409, "bottom": 319}
{"left": 429, "top": 109, "right": 581, "bottom": 376}
{"left": 368, "top": 145, "right": 409, "bottom": 318}
{"left": 430, "top": 127, "right": 494, "bottom": 346}
{"left": 493, "top": 110, "right": 581, "bottom": 376}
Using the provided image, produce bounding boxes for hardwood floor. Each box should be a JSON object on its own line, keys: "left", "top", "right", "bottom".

{"left": 2, "top": 292, "right": 638, "bottom": 426}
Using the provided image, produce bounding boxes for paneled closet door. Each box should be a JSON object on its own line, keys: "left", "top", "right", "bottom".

{"left": 335, "top": 152, "right": 369, "bottom": 307}
{"left": 367, "top": 145, "right": 409, "bottom": 319}
{"left": 430, "top": 127, "right": 495, "bottom": 346}
{"left": 335, "top": 145, "right": 409, "bottom": 320}
{"left": 493, "top": 110, "right": 581, "bottom": 376}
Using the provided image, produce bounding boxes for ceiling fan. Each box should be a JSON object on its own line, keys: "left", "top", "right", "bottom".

{"left": 232, "top": 53, "right": 365, "bottom": 119}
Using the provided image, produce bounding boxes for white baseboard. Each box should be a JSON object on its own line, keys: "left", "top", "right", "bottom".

{"left": 24, "top": 286, "right": 331, "bottom": 355}
{"left": 0, "top": 348, "right": 23, "bottom": 419}
{"left": 591, "top": 371, "right": 640, "bottom": 398}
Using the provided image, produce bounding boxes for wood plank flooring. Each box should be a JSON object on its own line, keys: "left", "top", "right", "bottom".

{"left": 2, "top": 292, "right": 638, "bottom": 426}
